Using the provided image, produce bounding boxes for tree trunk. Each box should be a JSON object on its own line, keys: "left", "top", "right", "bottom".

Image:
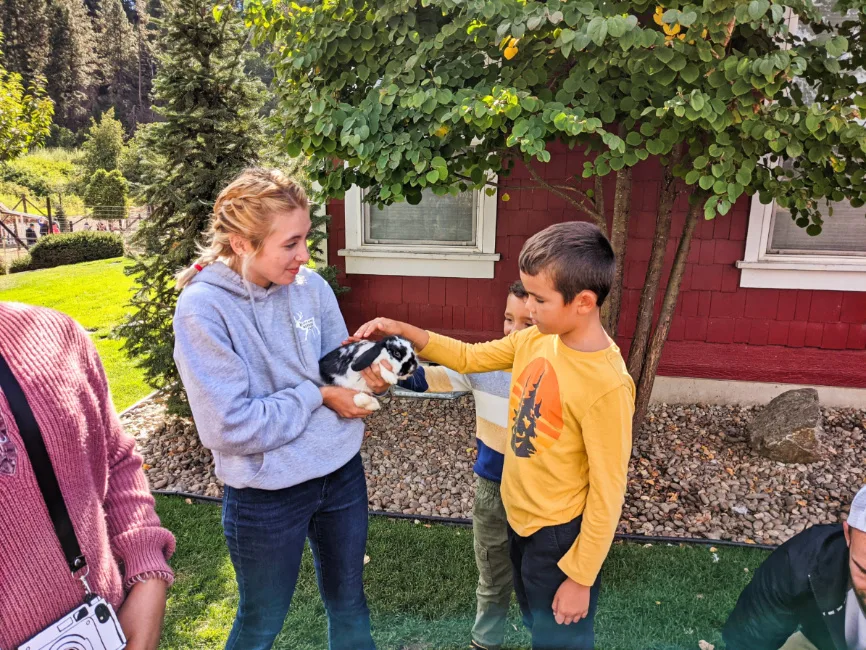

{"left": 626, "top": 144, "right": 684, "bottom": 382}
{"left": 632, "top": 197, "right": 705, "bottom": 430}
{"left": 603, "top": 166, "right": 632, "bottom": 337}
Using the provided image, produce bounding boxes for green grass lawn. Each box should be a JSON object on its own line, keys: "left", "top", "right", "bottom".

{"left": 0, "top": 258, "right": 148, "bottom": 410}
{"left": 157, "top": 496, "right": 769, "bottom": 650}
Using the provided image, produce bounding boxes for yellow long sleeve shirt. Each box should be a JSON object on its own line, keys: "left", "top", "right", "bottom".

{"left": 419, "top": 327, "right": 635, "bottom": 586}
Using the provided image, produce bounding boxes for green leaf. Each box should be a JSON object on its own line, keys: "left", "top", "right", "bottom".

{"left": 607, "top": 16, "right": 627, "bottom": 38}
{"left": 699, "top": 175, "right": 714, "bottom": 190}
{"left": 689, "top": 93, "right": 705, "bottom": 112}
{"left": 805, "top": 114, "right": 821, "bottom": 133}
{"left": 680, "top": 64, "right": 700, "bottom": 84}
{"left": 732, "top": 79, "right": 752, "bottom": 96}
{"left": 679, "top": 11, "right": 698, "bottom": 26}
{"left": 694, "top": 156, "right": 709, "bottom": 169}
{"left": 786, "top": 141, "right": 803, "bottom": 157}
{"left": 527, "top": 15, "right": 544, "bottom": 31}
{"left": 626, "top": 131, "right": 642, "bottom": 146}
{"left": 668, "top": 53, "right": 687, "bottom": 72}
{"left": 655, "top": 68, "right": 677, "bottom": 86}
{"left": 806, "top": 224, "right": 822, "bottom": 236}
{"left": 587, "top": 17, "right": 608, "bottom": 45}
{"left": 549, "top": 11, "right": 564, "bottom": 24}
{"left": 561, "top": 28, "right": 577, "bottom": 44}
{"left": 685, "top": 170, "right": 701, "bottom": 184}
{"left": 662, "top": 8, "right": 679, "bottom": 23}
{"left": 748, "top": 0, "right": 769, "bottom": 20}
{"left": 826, "top": 36, "right": 849, "bottom": 57}
{"left": 212, "top": 4, "right": 224, "bottom": 22}
{"left": 654, "top": 47, "right": 675, "bottom": 64}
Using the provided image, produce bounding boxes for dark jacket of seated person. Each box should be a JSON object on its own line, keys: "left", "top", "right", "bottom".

{"left": 724, "top": 524, "right": 850, "bottom": 650}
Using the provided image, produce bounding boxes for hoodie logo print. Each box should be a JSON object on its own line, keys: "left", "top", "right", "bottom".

{"left": 294, "top": 311, "right": 320, "bottom": 341}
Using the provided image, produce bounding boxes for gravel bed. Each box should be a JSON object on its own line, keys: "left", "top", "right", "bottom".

{"left": 122, "top": 394, "right": 866, "bottom": 545}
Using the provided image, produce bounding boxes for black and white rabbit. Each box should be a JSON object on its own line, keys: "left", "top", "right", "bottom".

{"left": 319, "top": 335, "right": 419, "bottom": 411}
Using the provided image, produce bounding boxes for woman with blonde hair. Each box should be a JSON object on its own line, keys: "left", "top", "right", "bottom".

{"left": 173, "top": 168, "right": 386, "bottom": 650}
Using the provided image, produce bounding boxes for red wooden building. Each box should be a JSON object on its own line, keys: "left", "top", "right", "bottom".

{"left": 325, "top": 143, "right": 866, "bottom": 406}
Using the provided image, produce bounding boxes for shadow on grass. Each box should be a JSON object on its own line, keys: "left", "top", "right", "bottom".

{"left": 155, "top": 497, "right": 768, "bottom": 650}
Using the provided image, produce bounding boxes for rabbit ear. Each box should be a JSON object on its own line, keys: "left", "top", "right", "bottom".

{"left": 351, "top": 342, "right": 385, "bottom": 372}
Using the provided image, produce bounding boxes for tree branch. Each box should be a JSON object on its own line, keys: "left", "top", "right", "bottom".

{"left": 524, "top": 159, "right": 605, "bottom": 228}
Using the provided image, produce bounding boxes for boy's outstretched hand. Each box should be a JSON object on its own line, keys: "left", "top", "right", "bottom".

{"left": 354, "top": 317, "right": 429, "bottom": 350}
{"left": 552, "top": 578, "right": 591, "bottom": 626}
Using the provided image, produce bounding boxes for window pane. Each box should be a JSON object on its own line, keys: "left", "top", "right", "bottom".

{"left": 770, "top": 201, "right": 866, "bottom": 254}
{"left": 367, "top": 189, "right": 475, "bottom": 245}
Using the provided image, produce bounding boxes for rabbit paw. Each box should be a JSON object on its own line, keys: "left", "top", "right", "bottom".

{"left": 380, "top": 368, "right": 399, "bottom": 385}
{"left": 353, "top": 392, "right": 381, "bottom": 411}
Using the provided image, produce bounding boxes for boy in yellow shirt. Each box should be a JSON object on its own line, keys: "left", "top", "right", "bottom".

{"left": 355, "top": 222, "right": 634, "bottom": 649}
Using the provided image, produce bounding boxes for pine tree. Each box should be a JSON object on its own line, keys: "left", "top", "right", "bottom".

{"left": 81, "top": 106, "right": 125, "bottom": 175}
{"left": 0, "top": 0, "right": 50, "bottom": 82}
{"left": 118, "top": 0, "right": 265, "bottom": 414}
{"left": 94, "top": 0, "right": 137, "bottom": 127}
{"left": 45, "top": 0, "right": 98, "bottom": 130}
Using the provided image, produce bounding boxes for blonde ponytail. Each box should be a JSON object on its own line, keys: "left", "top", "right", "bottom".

{"left": 176, "top": 168, "right": 309, "bottom": 291}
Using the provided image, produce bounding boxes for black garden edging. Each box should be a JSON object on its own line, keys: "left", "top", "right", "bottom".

{"left": 151, "top": 489, "right": 777, "bottom": 551}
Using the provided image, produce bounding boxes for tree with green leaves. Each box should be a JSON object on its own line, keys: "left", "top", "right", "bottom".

{"left": 118, "top": 0, "right": 265, "bottom": 413}
{"left": 83, "top": 168, "right": 128, "bottom": 211}
{"left": 247, "top": 0, "right": 866, "bottom": 427}
{"left": 0, "top": 0, "right": 49, "bottom": 82}
{"left": 0, "top": 33, "right": 53, "bottom": 163}
{"left": 95, "top": 0, "right": 138, "bottom": 126}
{"left": 45, "top": 0, "right": 98, "bottom": 130}
{"left": 81, "top": 106, "right": 125, "bottom": 175}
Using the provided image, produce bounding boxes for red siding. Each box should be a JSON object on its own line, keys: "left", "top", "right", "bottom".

{"left": 328, "top": 145, "right": 866, "bottom": 389}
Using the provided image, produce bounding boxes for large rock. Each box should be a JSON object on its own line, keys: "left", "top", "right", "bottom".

{"left": 748, "top": 388, "right": 826, "bottom": 464}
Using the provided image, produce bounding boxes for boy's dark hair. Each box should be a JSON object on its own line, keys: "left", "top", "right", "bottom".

{"left": 508, "top": 280, "right": 528, "bottom": 299}
{"left": 519, "top": 221, "right": 615, "bottom": 306}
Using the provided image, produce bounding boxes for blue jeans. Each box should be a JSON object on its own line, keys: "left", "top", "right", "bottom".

{"left": 222, "top": 453, "right": 375, "bottom": 650}
{"left": 509, "top": 515, "right": 601, "bottom": 650}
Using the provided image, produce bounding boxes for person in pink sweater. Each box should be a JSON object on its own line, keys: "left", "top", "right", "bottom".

{"left": 0, "top": 302, "right": 176, "bottom": 650}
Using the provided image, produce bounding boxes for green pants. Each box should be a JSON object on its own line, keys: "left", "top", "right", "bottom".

{"left": 472, "top": 476, "right": 513, "bottom": 650}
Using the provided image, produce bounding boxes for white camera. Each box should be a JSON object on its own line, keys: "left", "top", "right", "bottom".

{"left": 17, "top": 594, "right": 126, "bottom": 650}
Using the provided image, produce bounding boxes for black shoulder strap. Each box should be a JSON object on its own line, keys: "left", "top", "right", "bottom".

{"left": 0, "top": 351, "right": 86, "bottom": 575}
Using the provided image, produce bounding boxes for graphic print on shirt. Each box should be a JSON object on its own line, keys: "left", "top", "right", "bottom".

{"left": 0, "top": 411, "right": 17, "bottom": 476}
{"left": 510, "top": 358, "right": 563, "bottom": 457}
{"left": 293, "top": 311, "right": 320, "bottom": 341}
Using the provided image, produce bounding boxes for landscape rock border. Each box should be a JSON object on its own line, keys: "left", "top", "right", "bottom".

{"left": 123, "top": 393, "right": 866, "bottom": 546}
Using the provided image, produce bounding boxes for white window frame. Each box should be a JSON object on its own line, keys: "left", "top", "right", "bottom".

{"left": 736, "top": 8, "right": 866, "bottom": 292}
{"left": 338, "top": 177, "right": 500, "bottom": 279}
{"left": 737, "top": 198, "right": 866, "bottom": 291}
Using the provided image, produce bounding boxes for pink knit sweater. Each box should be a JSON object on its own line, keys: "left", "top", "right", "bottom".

{"left": 0, "top": 303, "right": 175, "bottom": 648}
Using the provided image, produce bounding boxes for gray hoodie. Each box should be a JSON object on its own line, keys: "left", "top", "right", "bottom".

{"left": 173, "top": 262, "right": 363, "bottom": 490}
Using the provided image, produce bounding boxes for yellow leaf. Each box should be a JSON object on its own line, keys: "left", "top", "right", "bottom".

{"left": 509, "top": 37, "right": 519, "bottom": 48}
{"left": 653, "top": 12, "right": 664, "bottom": 25}
{"left": 797, "top": 499, "right": 807, "bottom": 507}
{"left": 663, "top": 23, "right": 682, "bottom": 35}
{"left": 504, "top": 46, "right": 519, "bottom": 60}
{"left": 434, "top": 125, "right": 450, "bottom": 137}
{"left": 726, "top": 467, "right": 735, "bottom": 476}
{"left": 143, "top": 464, "right": 152, "bottom": 471}
{"left": 502, "top": 193, "right": 510, "bottom": 202}
{"left": 709, "top": 547, "right": 718, "bottom": 552}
